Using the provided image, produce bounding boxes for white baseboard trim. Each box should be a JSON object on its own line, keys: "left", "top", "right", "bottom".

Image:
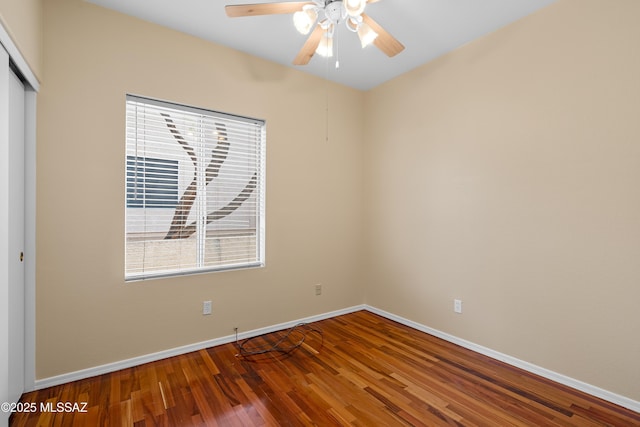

{"left": 364, "top": 305, "right": 640, "bottom": 413}
{"left": 33, "top": 304, "right": 365, "bottom": 391}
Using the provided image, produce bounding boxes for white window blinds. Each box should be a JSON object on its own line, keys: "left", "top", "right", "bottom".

{"left": 125, "top": 95, "right": 266, "bottom": 280}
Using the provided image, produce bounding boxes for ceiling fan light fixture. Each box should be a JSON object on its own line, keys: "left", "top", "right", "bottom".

{"left": 357, "top": 22, "right": 378, "bottom": 47}
{"left": 346, "top": 16, "right": 361, "bottom": 32}
{"left": 293, "top": 5, "right": 317, "bottom": 35}
{"left": 344, "top": 0, "right": 367, "bottom": 17}
{"left": 316, "top": 34, "right": 334, "bottom": 57}
{"left": 225, "top": 0, "right": 405, "bottom": 66}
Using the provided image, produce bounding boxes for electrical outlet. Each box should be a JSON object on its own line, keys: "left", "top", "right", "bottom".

{"left": 315, "top": 284, "right": 322, "bottom": 296}
{"left": 454, "top": 299, "right": 462, "bottom": 314}
{"left": 203, "top": 300, "right": 212, "bottom": 315}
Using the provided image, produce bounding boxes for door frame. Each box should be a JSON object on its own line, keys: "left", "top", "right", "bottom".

{"left": 1, "top": 22, "right": 39, "bottom": 393}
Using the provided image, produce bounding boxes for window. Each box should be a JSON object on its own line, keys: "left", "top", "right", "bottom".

{"left": 126, "top": 156, "right": 179, "bottom": 209}
{"left": 125, "top": 95, "right": 266, "bottom": 280}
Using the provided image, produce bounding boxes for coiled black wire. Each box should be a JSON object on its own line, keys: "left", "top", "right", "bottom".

{"left": 235, "top": 323, "right": 324, "bottom": 357}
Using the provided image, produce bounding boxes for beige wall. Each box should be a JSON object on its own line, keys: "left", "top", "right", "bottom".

{"left": 0, "top": 0, "right": 42, "bottom": 79}
{"left": 37, "top": 0, "right": 364, "bottom": 378}
{"left": 364, "top": 0, "right": 640, "bottom": 400}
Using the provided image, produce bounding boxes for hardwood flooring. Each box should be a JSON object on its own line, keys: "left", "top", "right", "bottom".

{"left": 11, "top": 310, "right": 640, "bottom": 426}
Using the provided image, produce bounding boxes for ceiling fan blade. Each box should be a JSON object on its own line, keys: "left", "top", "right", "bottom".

{"left": 226, "top": 2, "right": 314, "bottom": 17}
{"left": 361, "top": 13, "right": 405, "bottom": 57}
{"left": 293, "top": 25, "right": 324, "bottom": 65}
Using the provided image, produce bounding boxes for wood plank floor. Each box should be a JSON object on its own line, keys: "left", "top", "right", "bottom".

{"left": 11, "top": 311, "right": 640, "bottom": 426}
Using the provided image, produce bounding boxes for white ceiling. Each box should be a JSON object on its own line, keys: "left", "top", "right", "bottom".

{"left": 85, "top": 0, "right": 557, "bottom": 90}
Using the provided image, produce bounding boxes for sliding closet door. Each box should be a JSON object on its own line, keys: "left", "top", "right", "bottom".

{"left": 1, "top": 43, "right": 26, "bottom": 423}
{"left": 8, "top": 54, "right": 26, "bottom": 406}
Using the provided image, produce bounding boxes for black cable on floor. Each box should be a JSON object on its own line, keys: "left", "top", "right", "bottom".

{"left": 235, "top": 323, "right": 324, "bottom": 357}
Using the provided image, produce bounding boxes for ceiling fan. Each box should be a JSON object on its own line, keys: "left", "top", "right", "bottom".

{"left": 225, "top": 0, "right": 405, "bottom": 66}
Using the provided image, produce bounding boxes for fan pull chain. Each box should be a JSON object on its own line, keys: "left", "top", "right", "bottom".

{"left": 326, "top": 68, "right": 330, "bottom": 142}
{"left": 334, "top": 25, "right": 340, "bottom": 69}
{"left": 325, "top": 45, "right": 330, "bottom": 143}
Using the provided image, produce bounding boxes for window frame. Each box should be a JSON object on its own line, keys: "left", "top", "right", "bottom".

{"left": 124, "top": 95, "right": 266, "bottom": 281}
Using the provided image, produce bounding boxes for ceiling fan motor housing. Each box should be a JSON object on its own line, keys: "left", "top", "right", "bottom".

{"left": 324, "top": 0, "right": 345, "bottom": 23}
